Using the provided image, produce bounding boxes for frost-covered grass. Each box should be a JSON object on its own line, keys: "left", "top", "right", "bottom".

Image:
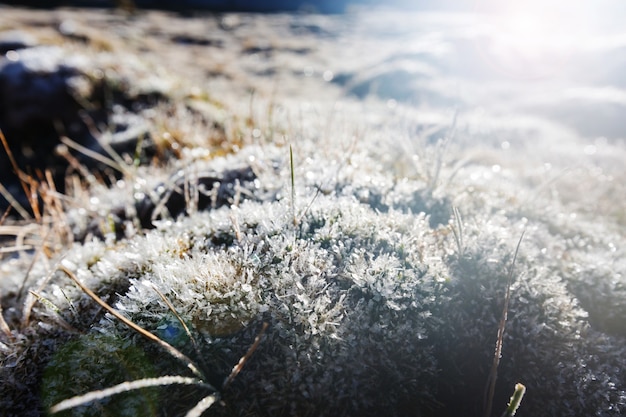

{"left": 2, "top": 7, "right": 626, "bottom": 417}
{"left": 3, "top": 128, "right": 626, "bottom": 416}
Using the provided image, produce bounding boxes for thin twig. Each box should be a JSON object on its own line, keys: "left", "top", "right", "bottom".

{"left": 0, "top": 182, "right": 30, "bottom": 220}
{"left": 0, "top": 202, "right": 12, "bottom": 225}
{"left": 296, "top": 183, "right": 323, "bottom": 225}
{"left": 185, "top": 393, "right": 219, "bottom": 417}
{"left": 1, "top": 129, "right": 42, "bottom": 221}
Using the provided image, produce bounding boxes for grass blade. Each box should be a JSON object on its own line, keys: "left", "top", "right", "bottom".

{"left": 0, "top": 129, "right": 35, "bottom": 219}
{"left": 60, "top": 135, "right": 127, "bottom": 175}
{"left": 290, "top": 145, "right": 296, "bottom": 225}
{"left": 50, "top": 376, "right": 209, "bottom": 414}
{"left": 500, "top": 383, "right": 526, "bottom": 417}
{"left": 185, "top": 394, "right": 219, "bottom": 417}
{"left": 451, "top": 206, "right": 464, "bottom": 258}
{"left": 483, "top": 231, "right": 525, "bottom": 417}
{"left": 0, "top": 304, "right": 12, "bottom": 340}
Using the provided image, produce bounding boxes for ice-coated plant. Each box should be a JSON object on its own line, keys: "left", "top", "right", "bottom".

{"left": 44, "top": 265, "right": 273, "bottom": 417}
{"left": 43, "top": 194, "right": 450, "bottom": 416}
{"left": 28, "top": 154, "right": 624, "bottom": 416}
{"left": 0, "top": 126, "right": 621, "bottom": 417}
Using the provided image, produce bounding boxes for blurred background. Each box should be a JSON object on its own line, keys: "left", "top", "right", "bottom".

{"left": 3, "top": 0, "right": 467, "bottom": 12}
{"left": 2, "top": 0, "right": 626, "bottom": 141}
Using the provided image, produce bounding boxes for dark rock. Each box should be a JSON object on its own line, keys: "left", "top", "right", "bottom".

{"left": 0, "top": 46, "right": 95, "bottom": 213}
{"left": 0, "top": 46, "right": 161, "bottom": 215}
{"left": 0, "top": 47, "right": 89, "bottom": 134}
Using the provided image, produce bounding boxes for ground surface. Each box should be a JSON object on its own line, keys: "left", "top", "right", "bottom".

{"left": 1, "top": 4, "right": 625, "bottom": 417}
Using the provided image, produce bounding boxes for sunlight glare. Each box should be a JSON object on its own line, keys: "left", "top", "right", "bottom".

{"left": 473, "top": 0, "right": 604, "bottom": 79}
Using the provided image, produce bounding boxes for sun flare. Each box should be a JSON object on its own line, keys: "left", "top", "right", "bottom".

{"left": 472, "top": 0, "right": 613, "bottom": 79}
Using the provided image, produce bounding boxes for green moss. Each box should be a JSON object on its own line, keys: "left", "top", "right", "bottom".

{"left": 42, "top": 334, "right": 158, "bottom": 417}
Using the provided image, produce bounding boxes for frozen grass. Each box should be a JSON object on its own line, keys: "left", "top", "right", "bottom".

{"left": 3, "top": 130, "right": 625, "bottom": 416}
{"left": 1, "top": 8, "right": 626, "bottom": 417}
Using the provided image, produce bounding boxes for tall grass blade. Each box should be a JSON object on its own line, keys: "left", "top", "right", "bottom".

{"left": 451, "top": 206, "right": 464, "bottom": 258}
{"left": 483, "top": 231, "right": 525, "bottom": 417}
{"left": 290, "top": 145, "right": 296, "bottom": 225}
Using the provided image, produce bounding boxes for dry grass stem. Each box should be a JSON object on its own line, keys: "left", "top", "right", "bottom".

{"left": 60, "top": 135, "right": 128, "bottom": 175}
{"left": 50, "top": 376, "right": 211, "bottom": 414}
{"left": 483, "top": 231, "right": 525, "bottom": 417}
{"left": 222, "top": 321, "right": 269, "bottom": 390}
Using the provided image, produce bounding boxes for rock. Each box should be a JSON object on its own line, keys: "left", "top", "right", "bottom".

{"left": 0, "top": 47, "right": 92, "bottom": 138}
{"left": 0, "top": 46, "right": 160, "bottom": 215}
{"left": 0, "top": 46, "right": 92, "bottom": 212}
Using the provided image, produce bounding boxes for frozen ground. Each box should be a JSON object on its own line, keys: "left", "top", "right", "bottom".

{"left": 0, "top": 4, "right": 625, "bottom": 417}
